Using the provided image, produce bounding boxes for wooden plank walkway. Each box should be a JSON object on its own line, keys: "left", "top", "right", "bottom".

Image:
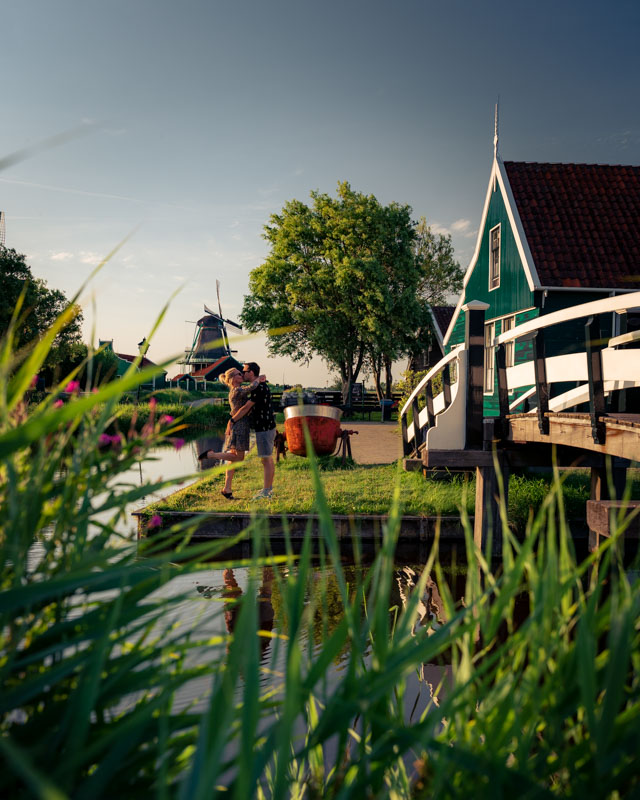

{"left": 507, "top": 412, "right": 640, "bottom": 462}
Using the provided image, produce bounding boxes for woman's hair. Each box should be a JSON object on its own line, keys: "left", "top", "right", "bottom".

{"left": 220, "top": 367, "right": 240, "bottom": 387}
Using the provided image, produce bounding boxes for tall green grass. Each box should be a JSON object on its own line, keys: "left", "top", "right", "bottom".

{"left": 1, "top": 297, "right": 639, "bottom": 798}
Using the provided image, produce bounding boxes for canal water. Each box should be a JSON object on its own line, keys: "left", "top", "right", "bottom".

{"left": 126, "top": 442, "right": 471, "bottom": 726}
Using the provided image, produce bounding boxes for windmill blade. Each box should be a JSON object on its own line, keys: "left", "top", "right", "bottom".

{"left": 216, "top": 280, "right": 224, "bottom": 320}
{"left": 215, "top": 279, "right": 232, "bottom": 353}
{"left": 224, "top": 318, "right": 243, "bottom": 330}
{"left": 203, "top": 303, "right": 219, "bottom": 317}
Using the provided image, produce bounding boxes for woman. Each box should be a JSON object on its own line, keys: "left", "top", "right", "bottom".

{"left": 200, "top": 367, "right": 264, "bottom": 499}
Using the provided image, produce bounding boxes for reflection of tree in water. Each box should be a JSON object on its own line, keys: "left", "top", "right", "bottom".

{"left": 269, "top": 565, "right": 363, "bottom": 664}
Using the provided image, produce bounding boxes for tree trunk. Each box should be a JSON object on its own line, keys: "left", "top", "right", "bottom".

{"left": 341, "top": 344, "right": 366, "bottom": 405}
{"left": 370, "top": 352, "right": 383, "bottom": 401}
{"left": 384, "top": 355, "right": 393, "bottom": 399}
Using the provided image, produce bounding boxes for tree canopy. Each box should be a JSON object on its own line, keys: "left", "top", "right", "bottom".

{"left": 241, "top": 183, "right": 462, "bottom": 400}
{"left": 0, "top": 246, "right": 84, "bottom": 381}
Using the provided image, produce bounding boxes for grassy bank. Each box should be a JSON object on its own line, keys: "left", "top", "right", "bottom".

{"left": 114, "top": 400, "right": 228, "bottom": 431}
{"left": 148, "top": 453, "right": 640, "bottom": 530}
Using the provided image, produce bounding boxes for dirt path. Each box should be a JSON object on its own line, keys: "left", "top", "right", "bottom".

{"left": 339, "top": 421, "right": 402, "bottom": 464}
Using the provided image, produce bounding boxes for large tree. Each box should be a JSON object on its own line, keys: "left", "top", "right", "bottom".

{"left": 0, "top": 246, "right": 83, "bottom": 380}
{"left": 406, "top": 218, "right": 463, "bottom": 372}
{"left": 241, "top": 182, "right": 424, "bottom": 403}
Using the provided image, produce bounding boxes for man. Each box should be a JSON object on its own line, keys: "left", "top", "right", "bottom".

{"left": 231, "top": 362, "right": 276, "bottom": 499}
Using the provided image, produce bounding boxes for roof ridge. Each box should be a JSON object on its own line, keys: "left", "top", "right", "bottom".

{"left": 504, "top": 159, "right": 640, "bottom": 170}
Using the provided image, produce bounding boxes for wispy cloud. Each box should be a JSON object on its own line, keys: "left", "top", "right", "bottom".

{"left": 432, "top": 218, "right": 477, "bottom": 239}
{"left": 595, "top": 129, "right": 640, "bottom": 150}
{"left": 0, "top": 176, "right": 194, "bottom": 211}
{"left": 79, "top": 251, "right": 102, "bottom": 265}
{"left": 50, "top": 251, "right": 74, "bottom": 261}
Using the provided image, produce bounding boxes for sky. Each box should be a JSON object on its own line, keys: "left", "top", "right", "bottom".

{"left": 1, "top": 0, "right": 639, "bottom": 387}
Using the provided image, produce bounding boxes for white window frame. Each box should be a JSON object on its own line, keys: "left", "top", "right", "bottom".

{"left": 484, "top": 321, "right": 495, "bottom": 394}
{"left": 501, "top": 315, "right": 515, "bottom": 368}
{"left": 489, "top": 223, "right": 501, "bottom": 291}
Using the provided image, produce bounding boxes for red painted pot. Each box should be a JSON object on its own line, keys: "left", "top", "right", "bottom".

{"left": 283, "top": 405, "right": 343, "bottom": 456}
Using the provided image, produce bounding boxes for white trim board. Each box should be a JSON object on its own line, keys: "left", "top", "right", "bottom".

{"left": 444, "top": 156, "right": 540, "bottom": 347}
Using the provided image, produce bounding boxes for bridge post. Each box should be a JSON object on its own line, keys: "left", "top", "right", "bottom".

{"left": 463, "top": 301, "right": 489, "bottom": 450}
{"left": 424, "top": 380, "right": 435, "bottom": 428}
{"left": 496, "top": 342, "right": 510, "bottom": 439}
{"left": 533, "top": 330, "right": 550, "bottom": 435}
{"left": 474, "top": 438, "right": 508, "bottom": 557}
{"left": 411, "top": 396, "right": 422, "bottom": 455}
{"left": 442, "top": 363, "right": 452, "bottom": 409}
{"left": 585, "top": 315, "right": 606, "bottom": 444}
{"left": 400, "top": 413, "right": 411, "bottom": 457}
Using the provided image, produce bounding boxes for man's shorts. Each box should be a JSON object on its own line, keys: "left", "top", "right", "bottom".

{"left": 255, "top": 428, "right": 276, "bottom": 457}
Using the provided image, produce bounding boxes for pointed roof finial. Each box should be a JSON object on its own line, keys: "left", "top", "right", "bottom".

{"left": 493, "top": 98, "right": 500, "bottom": 159}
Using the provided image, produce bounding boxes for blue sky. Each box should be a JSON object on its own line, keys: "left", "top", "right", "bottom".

{"left": 1, "top": 0, "right": 639, "bottom": 386}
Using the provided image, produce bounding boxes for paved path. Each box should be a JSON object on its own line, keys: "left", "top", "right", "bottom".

{"left": 340, "top": 421, "right": 402, "bottom": 464}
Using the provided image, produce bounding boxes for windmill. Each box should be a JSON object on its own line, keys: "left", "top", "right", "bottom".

{"left": 179, "top": 281, "right": 243, "bottom": 371}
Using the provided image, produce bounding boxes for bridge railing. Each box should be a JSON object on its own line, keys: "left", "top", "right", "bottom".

{"left": 495, "top": 290, "right": 640, "bottom": 443}
{"left": 399, "top": 291, "right": 640, "bottom": 457}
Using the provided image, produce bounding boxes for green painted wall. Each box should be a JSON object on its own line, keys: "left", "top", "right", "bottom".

{"left": 446, "top": 178, "right": 538, "bottom": 416}
{"left": 444, "top": 172, "right": 626, "bottom": 418}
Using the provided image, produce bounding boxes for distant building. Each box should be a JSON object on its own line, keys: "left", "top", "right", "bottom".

{"left": 170, "top": 354, "right": 243, "bottom": 389}
{"left": 99, "top": 339, "right": 167, "bottom": 390}
{"left": 409, "top": 305, "right": 455, "bottom": 373}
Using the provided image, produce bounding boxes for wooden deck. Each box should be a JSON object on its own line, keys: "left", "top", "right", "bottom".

{"left": 507, "top": 412, "right": 640, "bottom": 461}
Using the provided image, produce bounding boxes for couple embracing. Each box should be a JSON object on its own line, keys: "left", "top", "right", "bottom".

{"left": 202, "top": 362, "right": 276, "bottom": 501}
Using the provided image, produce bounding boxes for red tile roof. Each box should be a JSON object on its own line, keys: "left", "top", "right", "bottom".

{"left": 504, "top": 161, "right": 640, "bottom": 289}
{"left": 116, "top": 353, "right": 166, "bottom": 371}
{"left": 190, "top": 356, "right": 229, "bottom": 378}
{"left": 431, "top": 306, "right": 455, "bottom": 341}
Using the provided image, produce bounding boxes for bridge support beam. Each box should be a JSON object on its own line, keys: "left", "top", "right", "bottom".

{"left": 474, "top": 454, "right": 509, "bottom": 557}
{"left": 463, "top": 300, "right": 489, "bottom": 449}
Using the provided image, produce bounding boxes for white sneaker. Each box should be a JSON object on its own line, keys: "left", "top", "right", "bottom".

{"left": 252, "top": 488, "right": 273, "bottom": 500}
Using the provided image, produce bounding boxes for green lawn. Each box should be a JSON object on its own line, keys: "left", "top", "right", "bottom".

{"left": 148, "top": 455, "right": 639, "bottom": 531}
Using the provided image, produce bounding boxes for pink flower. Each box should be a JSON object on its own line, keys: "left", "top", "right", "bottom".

{"left": 173, "top": 438, "right": 185, "bottom": 451}
{"left": 53, "top": 399, "right": 64, "bottom": 408}
{"left": 160, "top": 414, "right": 174, "bottom": 424}
{"left": 149, "top": 397, "right": 157, "bottom": 409}
{"left": 92, "top": 387, "right": 99, "bottom": 394}
{"left": 65, "top": 380, "right": 80, "bottom": 394}
{"left": 148, "top": 514, "right": 162, "bottom": 529}
{"left": 99, "top": 433, "right": 112, "bottom": 445}
{"left": 30, "top": 375, "right": 38, "bottom": 389}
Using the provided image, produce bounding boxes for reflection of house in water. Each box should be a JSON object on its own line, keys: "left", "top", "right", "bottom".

{"left": 396, "top": 566, "right": 453, "bottom": 708}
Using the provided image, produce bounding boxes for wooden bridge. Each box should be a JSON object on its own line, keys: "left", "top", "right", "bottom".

{"left": 400, "top": 292, "right": 640, "bottom": 553}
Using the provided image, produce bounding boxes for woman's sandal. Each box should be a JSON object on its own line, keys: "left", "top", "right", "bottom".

{"left": 220, "top": 490, "right": 234, "bottom": 500}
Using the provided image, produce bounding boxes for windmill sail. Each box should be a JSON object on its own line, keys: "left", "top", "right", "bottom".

{"left": 179, "top": 282, "right": 243, "bottom": 368}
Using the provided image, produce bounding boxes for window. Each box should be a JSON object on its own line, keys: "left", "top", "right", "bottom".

{"left": 502, "top": 315, "right": 515, "bottom": 368}
{"left": 484, "top": 322, "right": 495, "bottom": 393}
{"left": 489, "top": 224, "right": 501, "bottom": 290}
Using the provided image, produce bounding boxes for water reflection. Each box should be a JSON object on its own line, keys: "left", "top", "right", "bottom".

{"left": 194, "top": 433, "right": 225, "bottom": 470}
{"left": 176, "top": 559, "right": 464, "bottom": 721}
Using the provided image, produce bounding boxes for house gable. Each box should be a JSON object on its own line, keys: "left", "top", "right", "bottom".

{"left": 444, "top": 157, "right": 537, "bottom": 349}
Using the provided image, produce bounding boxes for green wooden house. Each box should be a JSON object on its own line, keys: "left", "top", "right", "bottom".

{"left": 444, "top": 156, "right": 640, "bottom": 416}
